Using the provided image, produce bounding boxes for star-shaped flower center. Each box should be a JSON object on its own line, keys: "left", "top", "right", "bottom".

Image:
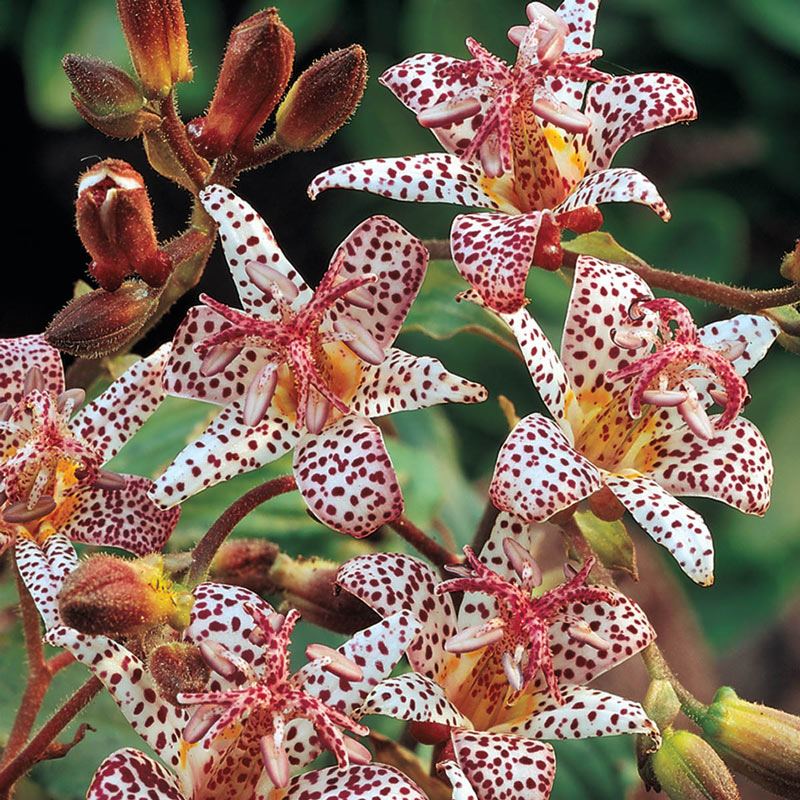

{"left": 417, "top": 5, "right": 610, "bottom": 177}
{"left": 194, "top": 253, "right": 383, "bottom": 433}
{"left": 436, "top": 540, "right": 615, "bottom": 704}
{"left": 179, "top": 606, "right": 370, "bottom": 789}
{"left": 605, "top": 297, "right": 749, "bottom": 440}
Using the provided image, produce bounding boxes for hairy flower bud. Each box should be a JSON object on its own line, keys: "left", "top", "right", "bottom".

{"left": 62, "top": 54, "right": 161, "bottom": 138}
{"left": 46, "top": 280, "right": 157, "bottom": 358}
{"left": 274, "top": 45, "right": 367, "bottom": 152}
{"left": 210, "top": 539, "right": 281, "bottom": 594}
{"left": 76, "top": 159, "right": 172, "bottom": 292}
{"left": 58, "top": 554, "right": 193, "bottom": 637}
{"left": 148, "top": 642, "right": 210, "bottom": 705}
{"left": 698, "top": 687, "right": 800, "bottom": 798}
{"left": 187, "top": 8, "right": 294, "bottom": 158}
{"left": 645, "top": 729, "right": 741, "bottom": 800}
{"left": 116, "top": 0, "right": 193, "bottom": 99}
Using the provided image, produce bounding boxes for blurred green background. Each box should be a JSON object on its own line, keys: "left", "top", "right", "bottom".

{"left": 1, "top": 1, "right": 799, "bottom": 798}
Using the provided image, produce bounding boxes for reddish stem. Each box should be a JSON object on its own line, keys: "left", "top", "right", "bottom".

{"left": 158, "top": 92, "right": 210, "bottom": 191}
{"left": 187, "top": 475, "right": 299, "bottom": 586}
{"left": 387, "top": 516, "right": 461, "bottom": 574}
{"left": 235, "top": 136, "right": 289, "bottom": 171}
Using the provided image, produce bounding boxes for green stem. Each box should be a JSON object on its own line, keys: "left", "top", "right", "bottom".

{"left": 641, "top": 643, "right": 708, "bottom": 725}
{"left": 187, "top": 475, "right": 298, "bottom": 587}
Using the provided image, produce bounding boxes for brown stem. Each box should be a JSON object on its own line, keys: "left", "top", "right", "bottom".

{"left": 46, "top": 651, "right": 74, "bottom": 676}
{"left": 561, "top": 250, "right": 800, "bottom": 313}
{"left": 386, "top": 516, "right": 460, "bottom": 574}
{"left": 423, "top": 238, "right": 451, "bottom": 261}
{"left": 158, "top": 92, "right": 210, "bottom": 191}
{"left": 0, "top": 677, "right": 102, "bottom": 796}
{"left": 235, "top": 136, "right": 289, "bottom": 171}
{"left": 187, "top": 475, "right": 299, "bottom": 587}
{"left": 471, "top": 499, "right": 499, "bottom": 553}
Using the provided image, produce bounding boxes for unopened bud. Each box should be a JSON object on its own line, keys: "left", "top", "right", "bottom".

{"left": 274, "top": 44, "right": 368, "bottom": 152}
{"left": 645, "top": 729, "right": 741, "bottom": 800}
{"left": 555, "top": 206, "right": 603, "bottom": 235}
{"left": 698, "top": 687, "right": 800, "bottom": 798}
{"left": 116, "top": 0, "right": 193, "bottom": 99}
{"left": 588, "top": 486, "right": 626, "bottom": 522}
{"left": 532, "top": 212, "right": 563, "bottom": 271}
{"left": 76, "top": 159, "right": 172, "bottom": 292}
{"left": 46, "top": 280, "right": 158, "bottom": 358}
{"left": 58, "top": 554, "right": 193, "bottom": 637}
{"left": 780, "top": 239, "right": 800, "bottom": 284}
{"left": 148, "top": 642, "right": 210, "bottom": 705}
{"left": 188, "top": 9, "right": 294, "bottom": 158}
{"left": 62, "top": 54, "right": 161, "bottom": 138}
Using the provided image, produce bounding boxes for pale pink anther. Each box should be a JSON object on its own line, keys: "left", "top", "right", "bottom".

{"left": 567, "top": 623, "right": 611, "bottom": 652}
{"left": 183, "top": 704, "right": 223, "bottom": 744}
{"left": 260, "top": 734, "right": 291, "bottom": 788}
{"left": 479, "top": 137, "right": 504, "bottom": 178}
{"left": 245, "top": 261, "right": 300, "bottom": 301}
{"left": 708, "top": 388, "right": 729, "bottom": 407}
{"left": 417, "top": 97, "right": 483, "bottom": 129}
{"left": 23, "top": 366, "right": 45, "bottom": 395}
{"left": 444, "top": 621, "right": 506, "bottom": 654}
{"left": 305, "top": 643, "right": 364, "bottom": 682}
{"left": 242, "top": 363, "right": 279, "bottom": 427}
{"left": 342, "top": 736, "right": 372, "bottom": 765}
{"left": 530, "top": 97, "right": 591, "bottom": 133}
{"left": 523, "top": 4, "right": 568, "bottom": 65}
{"left": 502, "top": 649, "right": 524, "bottom": 691}
{"left": 199, "top": 343, "right": 244, "bottom": 378}
{"left": 338, "top": 282, "right": 375, "bottom": 309}
{"left": 0, "top": 403, "right": 12, "bottom": 422}
{"left": 333, "top": 315, "right": 386, "bottom": 365}
{"left": 304, "top": 390, "right": 332, "bottom": 435}
{"left": 507, "top": 25, "right": 529, "bottom": 47}
{"left": 91, "top": 469, "right": 128, "bottom": 491}
{"left": 2, "top": 496, "right": 57, "bottom": 524}
{"left": 716, "top": 340, "right": 746, "bottom": 360}
{"left": 56, "top": 388, "right": 86, "bottom": 416}
{"left": 678, "top": 394, "right": 714, "bottom": 441}
{"left": 610, "top": 327, "right": 650, "bottom": 350}
{"left": 266, "top": 612, "right": 286, "bottom": 632}
{"left": 641, "top": 389, "right": 689, "bottom": 408}
{"left": 502, "top": 537, "right": 543, "bottom": 586}
{"left": 198, "top": 640, "right": 240, "bottom": 679}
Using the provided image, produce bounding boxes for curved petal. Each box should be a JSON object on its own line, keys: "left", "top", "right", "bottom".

{"left": 561, "top": 256, "right": 655, "bottom": 402}
{"left": 496, "top": 685, "right": 659, "bottom": 744}
{"left": 309, "top": 154, "right": 512, "bottom": 211}
{"left": 336, "top": 553, "right": 458, "bottom": 680}
{"left": 0, "top": 334, "right": 64, "bottom": 404}
{"left": 490, "top": 413, "right": 603, "bottom": 522}
{"left": 16, "top": 535, "right": 77, "bottom": 629}
{"left": 438, "top": 760, "right": 479, "bottom": 800}
{"left": 557, "top": 167, "right": 670, "bottom": 221}
{"left": 451, "top": 212, "right": 547, "bottom": 315}
{"left": 361, "top": 672, "right": 472, "bottom": 728}
{"left": 164, "top": 306, "right": 262, "bottom": 406}
{"left": 285, "top": 764, "right": 428, "bottom": 800}
{"left": 583, "top": 73, "right": 697, "bottom": 171}
{"left": 70, "top": 344, "right": 170, "bottom": 464}
{"left": 151, "top": 402, "right": 302, "bottom": 508}
{"left": 328, "top": 216, "right": 428, "bottom": 348}
{"left": 293, "top": 416, "right": 402, "bottom": 537}
{"left": 199, "top": 185, "right": 313, "bottom": 314}
{"left": 636, "top": 417, "right": 772, "bottom": 516}
{"left": 605, "top": 474, "right": 714, "bottom": 586}
{"left": 452, "top": 730, "right": 556, "bottom": 800}
{"left": 88, "top": 749, "right": 186, "bottom": 800}
{"left": 350, "top": 348, "right": 487, "bottom": 418}
{"left": 45, "top": 626, "right": 189, "bottom": 769}
{"left": 64, "top": 475, "right": 179, "bottom": 555}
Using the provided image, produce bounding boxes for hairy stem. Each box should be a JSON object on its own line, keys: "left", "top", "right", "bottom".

{"left": 158, "top": 92, "right": 210, "bottom": 191}
{"left": 187, "top": 475, "right": 299, "bottom": 587}
{"left": 386, "top": 516, "right": 461, "bottom": 574}
{"left": 235, "top": 136, "right": 289, "bottom": 171}
{"left": 641, "top": 642, "right": 708, "bottom": 724}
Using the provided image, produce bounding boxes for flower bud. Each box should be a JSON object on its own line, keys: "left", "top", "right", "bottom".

{"left": 274, "top": 44, "right": 367, "bottom": 152}
{"left": 698, "top": 687, "right": 800, "bottom": 798}
{"left": 116, "top": 0, "right": 193, "bottom": 99}
{"left": 188, "top": 9, "right": 294, "bottom": 158}
{"left": 210, "top": 539, "right": 281, "bottom": 594}
{"left": 645, "top": 730, "right": 741, "bottom": 800}
{"left": 62, "top": 54, "right": 161, "bottom": 138}
{"left": 58, "top": 554, "right": 193, "bottom": 637}
{"left": 532, "top": 212, "right": 563, "bottom": 271}
{"left": 148, "top": 642, "right": 210, "bottom": 705}
{"left": 76, "top": 159, "right": 172, "bottom": 292}
{"left": 587, "top": 486, "right": 626, "bottom": 522}
{"left": 46, "top": 280, "right": 157, "bottom": 358}
{"left": 555, "top": 205, "right": 604, "bottom": 235}
{"left": 780, "top": 239, "right": 800, "bottom": 284}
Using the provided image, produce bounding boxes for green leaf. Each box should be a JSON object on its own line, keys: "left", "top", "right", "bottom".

{"left": 573, "top": 511, "right": 638, "bottom": 579}
{"left": 402, "top": 260, "right": 519, "bottom": 353}
{"left": 551, "top": 736, "right": 639, "bottom": 800}
{"left": 563, "top": 231, "right": 646, "bottom": 268}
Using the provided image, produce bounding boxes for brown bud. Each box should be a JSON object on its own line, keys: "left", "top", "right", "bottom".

{"left": 58, "top": 554, "right": 194, "bottom": 637}
{"left": 274, "top": 44, "right": 367, "bottom": 152}
{"left": 76, "top": 159, "right": 172, "bottom": 291}
{"left": 62, "top": 54, "right": 161, "bottom": 139}
{"left": 188, "top": 8, "right": 294, "bottom": 158}
{"left": 148, "top": 642, "right": 210, "bottom": 705}
{"left": 587, "top": 486, "right": 626, "bottom": 522}
{"left": 699, "top": 687, "right": 800, "bottom": 798}
{"left": 116, "top": 0, "right": 193, "bottom": 99}
{"left": 210, "top": 539, "right": 281, "bottom": 594}
{"left": 646, "top": 730, "right": 741, "bottom": 800}
{"left": 555, "top": 205, "right": 604, "bottom": 235}
{"left": 780, "top": 239, "right": 800, "bottom": 284}
{"left": 46, "top": 279, "right": 157, "bottom": 358}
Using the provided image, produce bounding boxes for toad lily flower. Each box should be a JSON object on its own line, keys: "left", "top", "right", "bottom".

{"left": 477, "top": 256, "right": 778, "bottom": 585}
{"left": 309, "top": 0, "right": 697, "bottom": 313}
{"left": 46, "top": 581, "right": 426, "bottom": 799}
{"left": 337, "top": 513, "right": 658, "bottom": 800}
{"left": 151, "top": 186, "right": 486, "bottom": 536}
{"left": 0, "top": 334, "right": 178, "bottom": 558}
